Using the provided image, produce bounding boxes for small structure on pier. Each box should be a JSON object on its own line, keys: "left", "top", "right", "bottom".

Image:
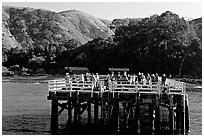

{"left": 65, "top": 67, "right": 89, "bottom": 74}
{"left": 109, "top": 68, "right": 129, "bottom": 75}
{"left": 108, "top": 68, "right": 129, "bottom": 72}
{"left": 47, "top": 73, "right": 190, "bottom": 135}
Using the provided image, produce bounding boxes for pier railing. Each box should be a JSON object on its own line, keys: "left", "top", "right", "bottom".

{"left": 48, "top": 77, "right": 186, "bottom": 94}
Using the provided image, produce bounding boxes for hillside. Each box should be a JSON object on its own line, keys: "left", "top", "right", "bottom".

{"left": 2, "top": 7, "right": 202, "bottom": 78}
{"left": 190, "top": 18, "right": 202, "bottom": 41}
{"left": 58, "top": 10, "right": 114, "bottom": 41}
{"left": 99, "top": 18, "right": 112, "bottom": 28}
{"left": 2, "top": 6, "right": 114, "bottom": 54}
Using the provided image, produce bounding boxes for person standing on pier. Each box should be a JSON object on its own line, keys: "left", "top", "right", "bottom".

{"left": 155, "top": 73, "right": 159, "bottom": 83}
{"left": 65, "top": 73, "right": 70, "bottom": 83}
{"left": 161, "top": 74, "right": 167, "bottom": 85}
{"left": 151, "top": 74, "right": 156, "bottom": 83}
{"left": 65, "top": 73, "right": 71, "bottom": 89}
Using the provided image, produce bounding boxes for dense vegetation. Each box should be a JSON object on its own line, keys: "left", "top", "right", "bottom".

{"left": 2, "top": 8, "right": 202, "bottom": 78}
{"left": 56, "top": 11, "right": 202, "bottom": 77}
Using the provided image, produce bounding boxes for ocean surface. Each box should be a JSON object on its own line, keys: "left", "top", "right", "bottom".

{"left": 2, "top": 81, "right": 202, "bottom": 135}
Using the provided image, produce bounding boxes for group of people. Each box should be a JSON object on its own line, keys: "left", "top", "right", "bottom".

{"left": 65, "top": 72, "right": 100, "bottom": 88}
{"left": 65, "top": 71, "right": 167, "bottom": 89}
{"left": 104, "top": 71, "right": 166, "bottom": 85}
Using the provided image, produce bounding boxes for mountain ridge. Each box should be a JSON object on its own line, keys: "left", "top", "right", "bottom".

{"left": 2, "top": 6, "right": 114, "bottom": 52}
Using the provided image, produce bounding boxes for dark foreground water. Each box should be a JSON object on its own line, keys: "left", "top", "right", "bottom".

{"left": 2, "top": 82, "right": 202, "bottom": 135}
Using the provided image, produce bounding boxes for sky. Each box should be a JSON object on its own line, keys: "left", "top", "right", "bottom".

{"left": 2, "top": 1, "right": 203, "bottom": 20}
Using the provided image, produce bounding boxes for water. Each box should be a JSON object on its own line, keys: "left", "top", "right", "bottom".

{"left": 2, "top": 82, "right": 202, "bottom": 135}
{"left": 2, "top": 82, "right": 51, "bottom": 135}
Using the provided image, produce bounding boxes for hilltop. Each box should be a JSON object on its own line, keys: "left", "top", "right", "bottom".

{"left": 2, "top": 6, "right": 114, "bottom": 53}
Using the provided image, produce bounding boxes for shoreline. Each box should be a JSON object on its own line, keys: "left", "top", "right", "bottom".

{"left": 2, "top": 75, "right": 64, "bottom": 83}
{"left": 2, "top": 76, "right": 202, "bottom": 90}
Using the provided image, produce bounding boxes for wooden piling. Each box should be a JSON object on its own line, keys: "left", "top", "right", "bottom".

{"left": 135, "top": 92, "right": 140, "bottom": 134}
{"left": 107, "top": 91, "right": 111, "bottom": 122}
{"left": 50, "top": 93, "right": 58, "bottom": 134}
{"left": 149, "top": 101, "right": 153, "bottom": 134}
{"left": 180, "top": 95, "right": 185, "bottom": 135}
{"left": 112, "top": 92, "right": 119, "bottom": 134}
{"left": 68, "top": 101, "right": 72, "bottom": 125}
{"left": 176, "top": 95, "right": 181, "bottom": 134}
{"left": 122, "top": 102, "right": 127, "bottom": 129}
{"left": 101, "top": 92, "right": 104, "bottom": 125}
{"left": 94, "top": 93, "right": 99, "bottom": 125}
{"left": 169, "top": 95, "right": 174, "bottom": 134}
{"left": 87, "top": 101, "right": 91, "bottom": 125}
{"left": 185, "top": 95, "right": 190, "bottom": 134}
{"left": 74, "top": 91, "right": 80, "bottom": 125}
{"left": 77, "top": 94, "right": 81, "bottom": 124}
{"left": 155, "top": 94, "right": 160, "bottom": 134}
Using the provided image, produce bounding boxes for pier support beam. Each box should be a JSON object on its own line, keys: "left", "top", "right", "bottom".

{"left": 122, "top": 102, "right": 127, "bottom": 129}
{"left": 155, "top": 94, "right": 160, "bottom": 134}
{"left": 94, "top": 93, "right": 99, "bottom": 125}
{"left": 185, "top": 95, "right": 190, "bottom": 134}
{"left": 176, "top": 95, "right": 182, "bottom": 134}
{"left": 149, "top": 102, "right": 154, "bottom": 134}
{"left": 74, "top": 91, "right": 80, "bottom": 126}
{"left": 87, "top": 101, "right": 91, "bottom": 125}
{"left": 135, "top": 92, "right": 140, "bottom": 134}
{"left": 112, "top": 92, "right": 119, "bottom": 134}
{"left": 169, "top": 95, "right": 174, "bottom": 134}
{"left": 68, "top": 101, "right": 72, "bottom": 125}
{"left": 50, "top": 93, "right": 58, "bottom": 134}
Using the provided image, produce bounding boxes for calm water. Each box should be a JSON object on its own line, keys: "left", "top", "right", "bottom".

{"left": 2, "top": 82, "right": 202, "bottom": 135}
{"left": 2, "top": 82, "right": 52, "bottom": 135}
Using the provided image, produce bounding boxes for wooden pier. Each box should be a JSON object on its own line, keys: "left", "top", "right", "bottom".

{"left": 47, "top": 76, "right": 190, "bottom": 135}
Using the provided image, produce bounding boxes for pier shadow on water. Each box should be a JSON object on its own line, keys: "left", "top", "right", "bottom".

{"left": 58, "top": 122, "right": 140, "bottom": 135}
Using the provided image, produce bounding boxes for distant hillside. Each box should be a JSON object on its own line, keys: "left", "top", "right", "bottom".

{"left": 58, "top": 10, "right": 114, "bottom": 41}
{"left": 190, "top": 18, "right": 202, "bottom": 41}
{"left": 110, "top": 18, "right": 142, "bottom": 29}
{"left": 99, "top": 18, "right": 112, "bottom": 27}
{"left": 2, "top": 6, "right": 114, "bottom": 53}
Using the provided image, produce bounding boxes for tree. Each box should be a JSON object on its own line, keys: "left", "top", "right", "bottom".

{"left": 113, "top": 11, "right": 201, "bottom": 76}
{"left": 178, "top": 38, "right": 201, "bottom": 77}
{"left": 28, "top": 56, "right": 46, "bottom": 72}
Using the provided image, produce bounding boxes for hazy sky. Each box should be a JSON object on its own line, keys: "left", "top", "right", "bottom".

{"left": 2, "top": 2, "right": 202, "bottom": 20}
